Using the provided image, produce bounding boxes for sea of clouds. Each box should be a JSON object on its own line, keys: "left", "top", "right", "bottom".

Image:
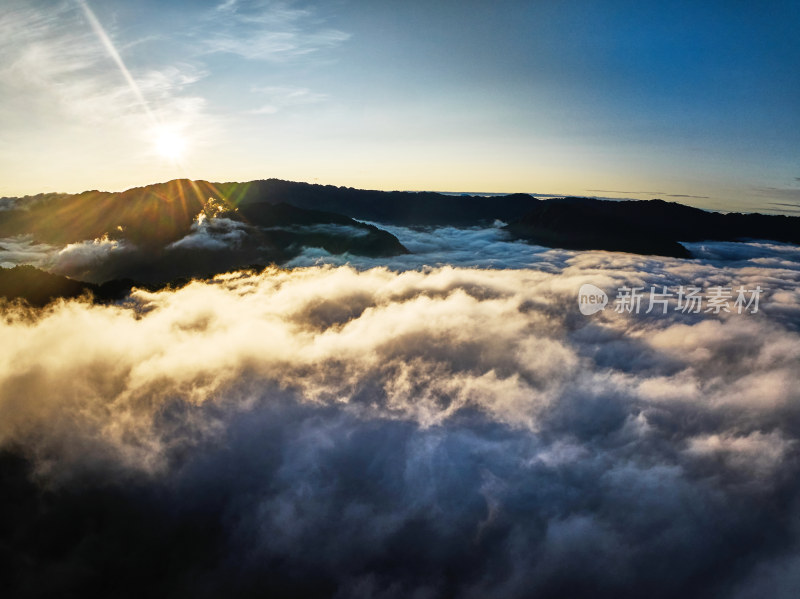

{"left": 1, "top": 225, "right": 800, "bottom": 597}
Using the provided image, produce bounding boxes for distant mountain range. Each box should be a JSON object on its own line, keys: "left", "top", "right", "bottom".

{"left": 0, "top": 181, "right": 408, "bottom": 253}
{"left": 504, "top": 196, "right": 800, "bottom": 258}
{"left": 1, "top": 178, "right": 799, "bottom": 304}
{"left": 0, "top": 180, "right": 409, "bottom": 285}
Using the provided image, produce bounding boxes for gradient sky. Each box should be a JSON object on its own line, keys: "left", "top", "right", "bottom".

{"left": 1, "top": 0, "right": 799, "bottom": 213}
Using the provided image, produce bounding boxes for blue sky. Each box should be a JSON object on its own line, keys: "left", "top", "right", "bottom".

{"left": 1, "top": 0, "right": 798, "bottom": 213}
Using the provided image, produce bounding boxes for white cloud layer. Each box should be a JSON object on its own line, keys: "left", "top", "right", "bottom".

{"left": 167, "top": 214, "right": 249, "bottom": 251}
{"left": 2, "top": 241, "right": 800, "bottom": 596}
{"left": 0, "top": 234, "right": 132, "bottom": 279}
{"left": 53, "top": 235, "right": 129, "bottom": 274}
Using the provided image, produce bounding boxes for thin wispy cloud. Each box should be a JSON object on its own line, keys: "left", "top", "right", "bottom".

{"left": 0, "top": 0, "right": 346, "bottom": 182}
{"left": 769, "top": 202, "right": 800, "bottom": 210}
{"left": 205, "top": 0, "right": 350, "bottom": 62}
{"left": 0, "top": 0, "right": 209, "bottom": 142}
{"left": 247, "top": 85, "right": 328, "bottom": 114}
{"left": 754, "top": 186, "right": 800, "bottom": 206}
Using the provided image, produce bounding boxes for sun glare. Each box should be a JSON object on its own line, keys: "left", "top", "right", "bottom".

{"left": 153, "top": 127, "right": 187, "bottom": 162}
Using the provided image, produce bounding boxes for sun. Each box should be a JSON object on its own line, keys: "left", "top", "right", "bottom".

{"left": 153, "top": 127, "right": 187, "bottom": 162}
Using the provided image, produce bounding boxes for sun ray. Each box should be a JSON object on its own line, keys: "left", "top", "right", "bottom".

{"left": 75, "top": 0, "right": 156, "bottom": 127}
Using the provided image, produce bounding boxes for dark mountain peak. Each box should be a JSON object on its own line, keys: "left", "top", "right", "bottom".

{"left": 0, "top": 265, "right": 188, "bottom": 306}
{"left": 206, "top": 178, "right": 538, "bottom": 226}
{"left": 0, "top": 265, "right": 95, "bottom": 307}
{"left": 238, "top": 201, "right": 354, "bottom": 228}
